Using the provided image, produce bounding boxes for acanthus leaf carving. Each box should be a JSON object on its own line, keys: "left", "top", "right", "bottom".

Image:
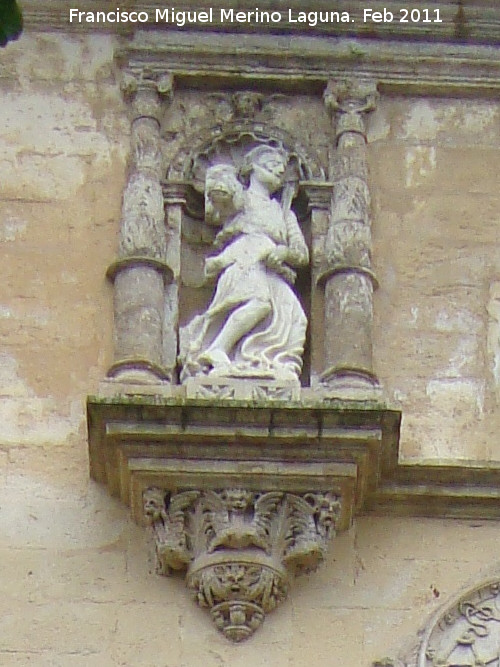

{"left": 143, "top": 487, "right": 342, "bottom": 641}
{"left": 144, "top": 488, "right": 201, "bottom": 573}
{"left": 189, "top": 563, "right": 288, "bottom": 643}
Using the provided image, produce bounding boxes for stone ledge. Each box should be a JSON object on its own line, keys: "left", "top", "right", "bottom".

{"left": 365, "top": 460, "right": 500, "bottom": 521}
{"left": 87, "top": 392, "right": 500, "bottom": 641}
{"left": 87, "top": 393, "right": 399, "bottom": 532}
{"left": 87, "top": 392, "right": 400, "bottom": 640}
{"left": 87, "top": 393, "right": 500, "bottom": 523}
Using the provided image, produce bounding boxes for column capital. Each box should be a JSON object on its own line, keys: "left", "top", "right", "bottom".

{"left": 324, "top": 78, "right": 379, "bottom": 115}
{"left": 324, "top": 79, "right": 379, "bottom": 139}
{"left": 121, "top": 68, "right": 174, "bottom": 121}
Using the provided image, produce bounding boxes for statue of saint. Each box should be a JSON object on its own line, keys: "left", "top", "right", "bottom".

{"left": 179, "top": 145, "right": 309, "bottom": 383}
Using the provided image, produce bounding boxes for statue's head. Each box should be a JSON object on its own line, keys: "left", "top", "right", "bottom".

{"left": 206, "top": 165, "right": 241, "bottom": 199}
{"left": 205, "top": 164, "right": 244, "bottom": 225}
{"left": 240, "top": 145, "right": 288, "bottom": 193}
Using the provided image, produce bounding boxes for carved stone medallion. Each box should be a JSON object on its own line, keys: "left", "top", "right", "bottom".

{"left": 420, "top": 580, "right": 500, "bottom": 667}
{"left": 374, "top": 579, "right": 500, "bottom": 667}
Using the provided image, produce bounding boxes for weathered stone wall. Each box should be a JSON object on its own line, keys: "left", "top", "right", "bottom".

{"left": 2, "top": 29, "right": 500, "bottom": 667}
{"left": 371, "top": 96, "right": 500, "bottom": 461}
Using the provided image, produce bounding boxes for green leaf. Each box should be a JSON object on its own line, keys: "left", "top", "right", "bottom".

{"left": 0, "top": 0, "right": 23, "bottom": 47}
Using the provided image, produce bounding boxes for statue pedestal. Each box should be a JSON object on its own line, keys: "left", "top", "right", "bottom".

{"left": 88, "top": 392, "right": 399, "bottom": 641}
{"left": 184, "top": 376, "right": 301, "bottom": 401}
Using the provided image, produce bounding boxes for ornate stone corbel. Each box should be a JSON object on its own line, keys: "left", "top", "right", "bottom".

{"left": 144, "top": 487, "right": 341, "bottom": 642}
{"left": 319, "top": 78, "right": 381, "bottom": 397}
{"left": 107, "top": 69, "right": 175, "bottom": 384}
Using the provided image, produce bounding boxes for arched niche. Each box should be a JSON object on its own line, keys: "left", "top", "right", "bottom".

{"left": 165, "top": 118, "right": 328, "bottom": 387}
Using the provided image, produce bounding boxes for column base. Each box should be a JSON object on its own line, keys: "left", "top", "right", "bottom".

{"left": 107, "top": 359, "right": 171, "bottom": 385}
{"left": 316, "top": 368, "right": 383, "bottom": 401}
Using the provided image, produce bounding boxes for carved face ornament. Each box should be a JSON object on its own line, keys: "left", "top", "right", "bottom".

{"left": 221, "top": 489, "right": 254, "bottom": 513}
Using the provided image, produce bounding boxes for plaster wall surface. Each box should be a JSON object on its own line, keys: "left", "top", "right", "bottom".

{"left": 0, "top": 30, "right": 499, "bottom": 666}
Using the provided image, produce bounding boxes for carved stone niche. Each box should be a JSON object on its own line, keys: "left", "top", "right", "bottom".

{"left": 374, "top": 577, "right": 500, "bottom": 666}
{"left": 88, "top": 397, "right": 400, "bottom": 641}
{"left": 91, "top": 82, "right": 402, "bottom": 641}
{"left": 169, "top": 109, "right": 326, "bottom": 399}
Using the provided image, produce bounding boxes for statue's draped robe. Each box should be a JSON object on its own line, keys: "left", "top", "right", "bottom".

{"left": 180, "top": 192, "right": 308, "bottom": 381}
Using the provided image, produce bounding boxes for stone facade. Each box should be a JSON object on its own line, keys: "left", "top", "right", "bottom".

{"left": 2, "top": 1, "right": 500, "bottom": 664}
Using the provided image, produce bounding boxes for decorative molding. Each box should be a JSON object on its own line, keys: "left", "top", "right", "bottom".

{"left": 23, "top": 1, "right": 500, "bottom": 48}
{"left": 88, "top": 395, "right": 393, "bottom": 639}
{"left": 167, "top": 118, "right": 326, "bottom": 183}
{"left": 364, "top": 460, "right": 500, "bottom": 521}
{"left": 87, "top": 394, "right": 500, "bottom": 525}
{"left": 88, "top": 392, "right": 500, "bottom": 642}
{"left": 115, "top": 34, "right": 500, "bottom": 98}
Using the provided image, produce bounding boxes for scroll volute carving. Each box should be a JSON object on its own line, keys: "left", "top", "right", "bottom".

{"left": 144, "top": 487, "right": 341, "bottom": 642}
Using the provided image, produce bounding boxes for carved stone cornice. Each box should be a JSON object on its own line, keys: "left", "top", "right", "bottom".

{"left": 88, "top": 392, "right": 500, "bottom": 643}
{"left": 114, "top": 34, "right": 500, "bottom": 99}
